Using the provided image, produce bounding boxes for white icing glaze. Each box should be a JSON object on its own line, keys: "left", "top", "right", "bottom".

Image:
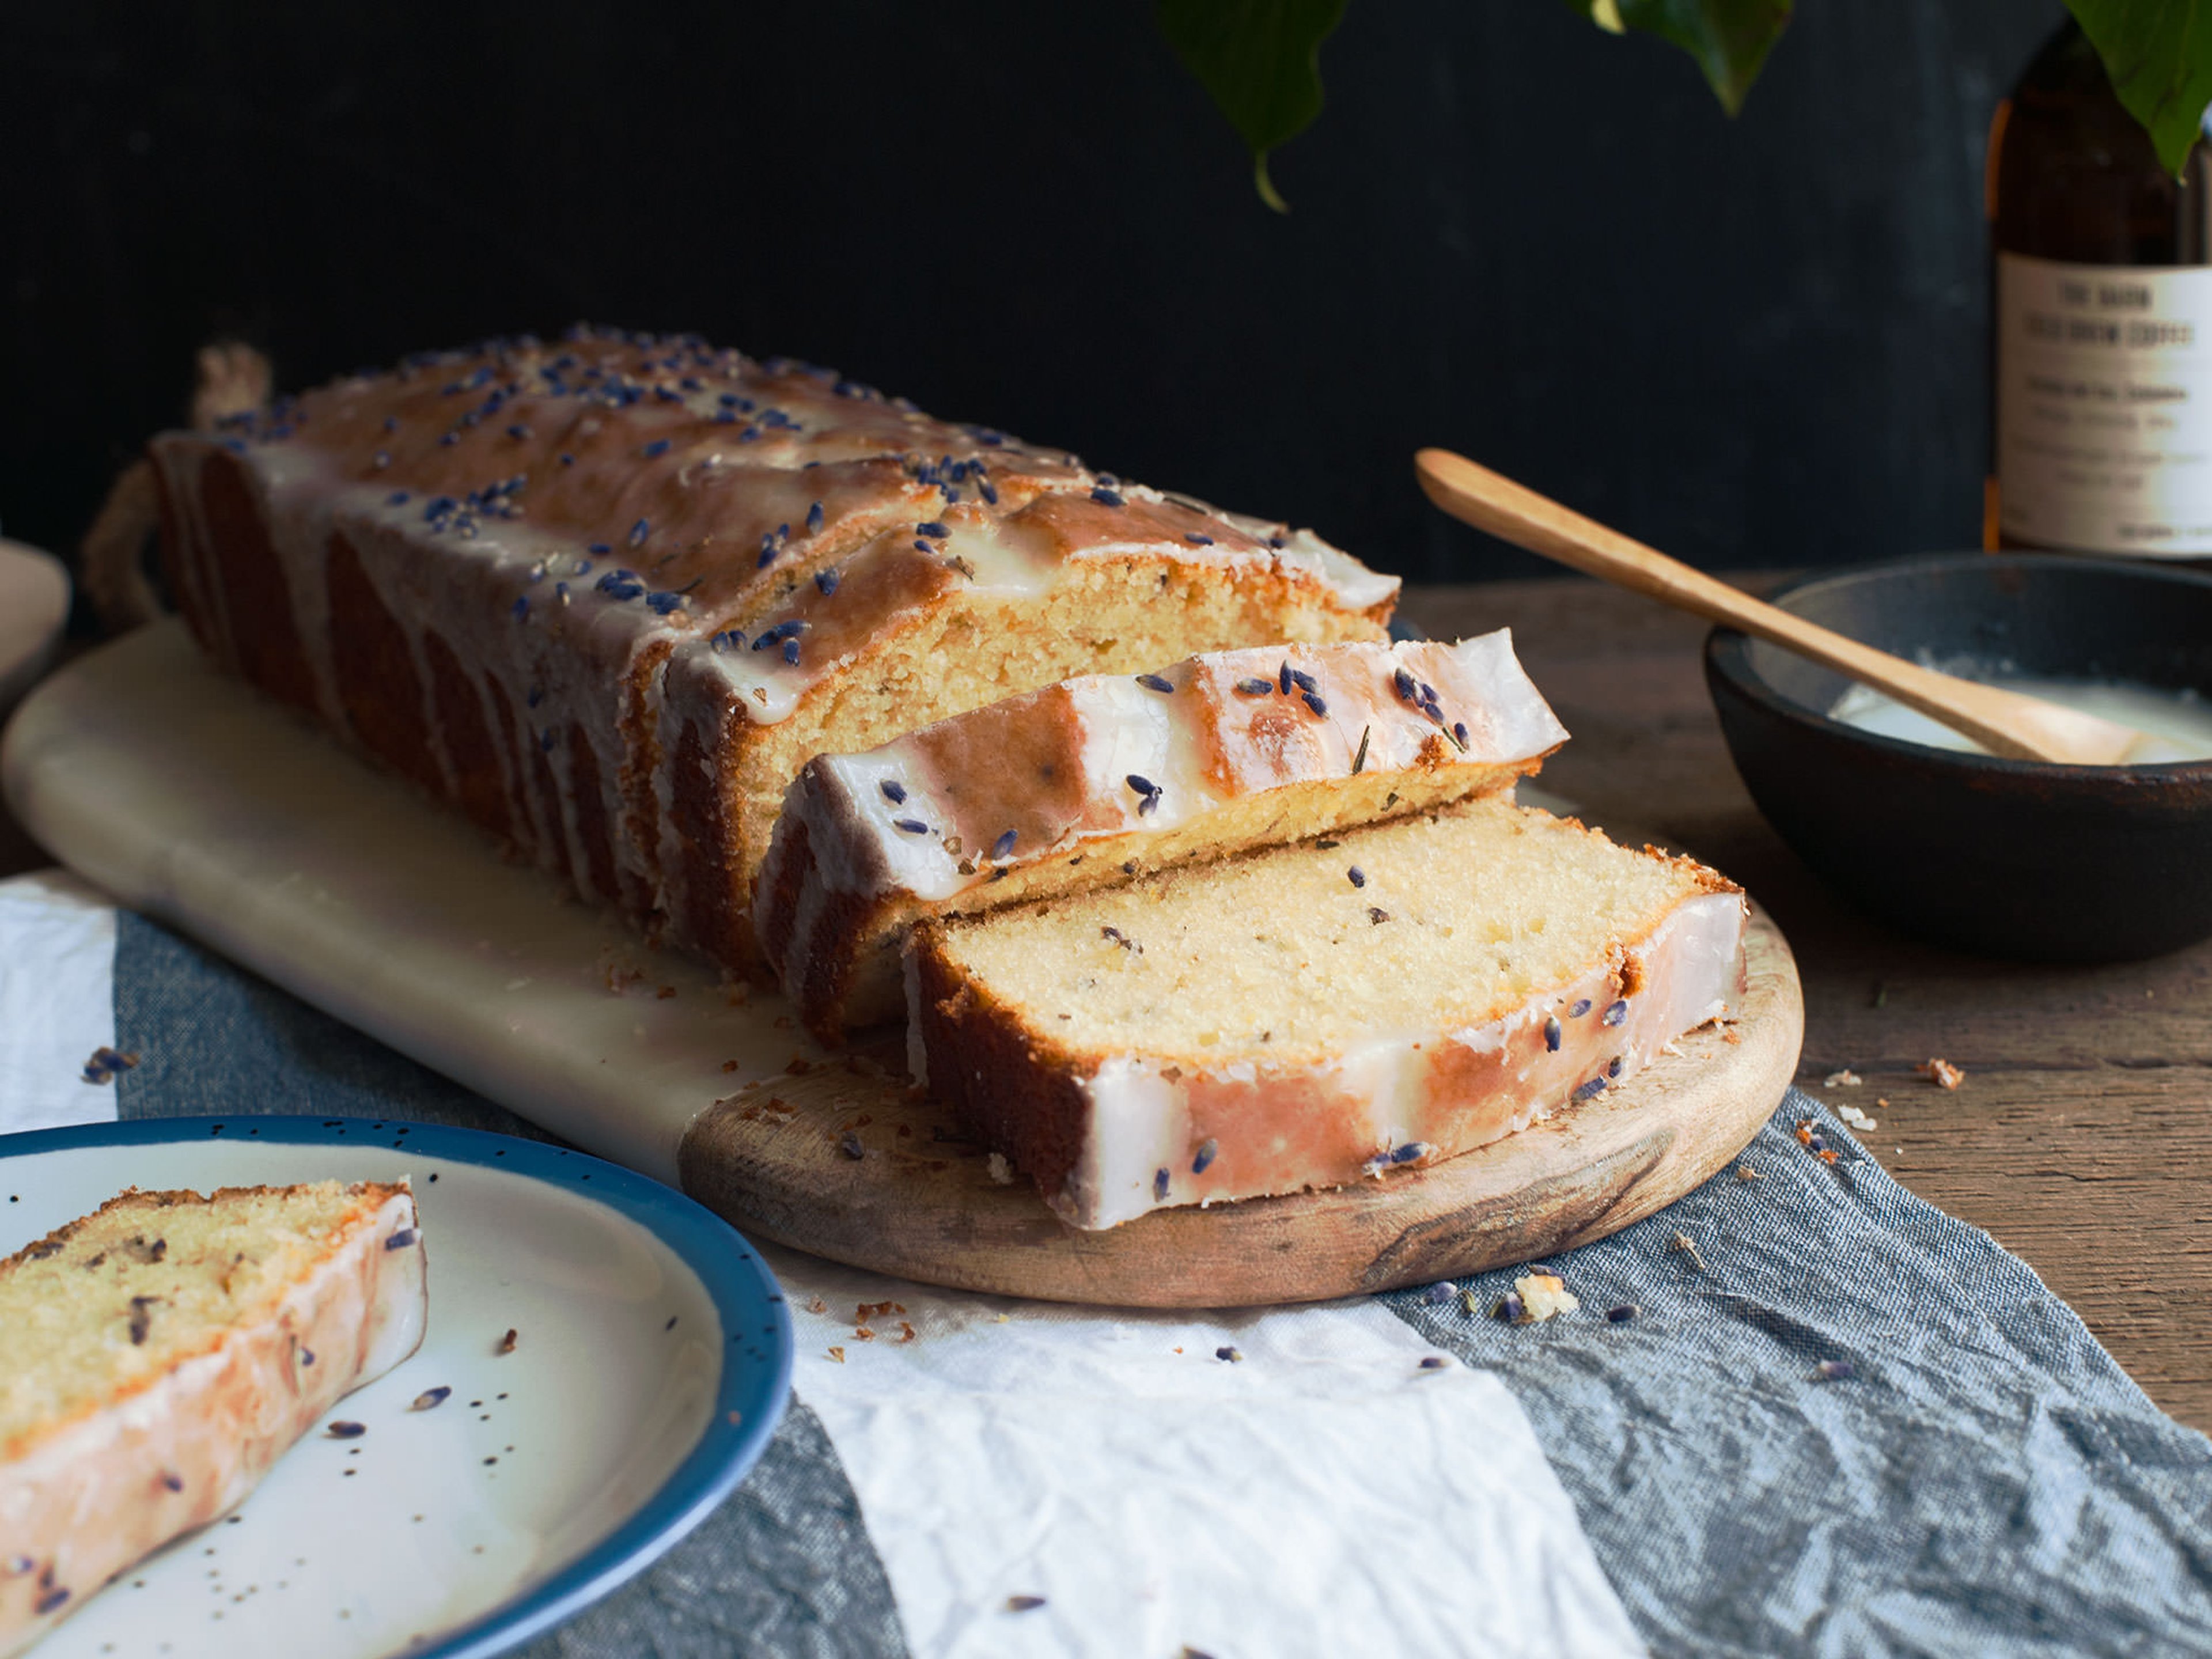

{"left": 1082, "top": 677, "right": 1207, "bottom": 832}
{"left": 1179, "top": 501, "right": 1398, "bottom": 614}
{"left": 1065, "top": 1058, "right": 1187, "bottom": 1226}
{"left": 1272, "top": 527, "right": 1400, "bottom": 615}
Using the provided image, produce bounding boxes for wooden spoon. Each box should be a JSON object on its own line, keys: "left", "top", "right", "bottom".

{"left": 1414, "top": 448, "right": 2156, "bottom": 766}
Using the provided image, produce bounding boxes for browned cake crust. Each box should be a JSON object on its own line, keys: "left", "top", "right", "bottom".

{"left": 149, "top": 328, "right": 1397, "bottom": 972}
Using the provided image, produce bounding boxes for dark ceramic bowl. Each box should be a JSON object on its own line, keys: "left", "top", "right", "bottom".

{"left": 1704, "top": 552, "right": 2212, "bottom": 961}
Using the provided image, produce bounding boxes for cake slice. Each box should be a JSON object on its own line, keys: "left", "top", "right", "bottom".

{"left": 0, "top": 1181, "right": 426, "bottom": 1656}
{"left": 755, "top": 632, "right": 1569, "bottom": 1040}
{"left": 907, "top": 798, "right": 1748, "bottom": 1229}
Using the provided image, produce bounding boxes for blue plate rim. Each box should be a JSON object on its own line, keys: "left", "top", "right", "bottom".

{"left": 0, "top": 1113, "right": 795, "bottom": 1659}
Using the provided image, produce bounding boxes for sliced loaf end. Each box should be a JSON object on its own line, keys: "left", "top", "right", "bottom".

{"left": 760, "top": 631, "right": 1566, "bottom": 1041}
{"left": 910, "top": 799, "right": 1746, "bottom": 1228}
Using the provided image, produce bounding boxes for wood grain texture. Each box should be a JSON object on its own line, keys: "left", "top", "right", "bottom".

{"left": 676, "top": 914, "right": 1800, "bottom": 1308}
{"left": 1410, "top": 576, "right": 2212, "bottom": 1433}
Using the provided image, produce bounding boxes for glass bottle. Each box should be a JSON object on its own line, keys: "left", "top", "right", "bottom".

{"left": 1985, "top": 20, "right": 2212, "bottom": 555}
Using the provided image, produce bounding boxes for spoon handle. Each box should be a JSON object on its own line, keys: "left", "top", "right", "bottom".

{"left": 1413, "top": 448, "right": 2126, "bottom": 764}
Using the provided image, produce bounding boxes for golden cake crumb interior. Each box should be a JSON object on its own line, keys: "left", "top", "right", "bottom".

{"left": 0, "top": 1182, "right": 395, "bottom": 1459}
{"left": 932, "top": 798, "right": 1714, "bottom": 1067}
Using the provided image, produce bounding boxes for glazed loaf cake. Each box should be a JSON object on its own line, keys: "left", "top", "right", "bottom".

{"left": 756, "top": 632, "right": 1569, "bottom": 1040}
{"left": 149, "top": 329, "right": 1397, "bottom": 971}
{"left": 908, "top": 798, "right": 1748, "bottom": 1229}
{"left": 0, "top": 1181, "right": 426, "bottom": 1655}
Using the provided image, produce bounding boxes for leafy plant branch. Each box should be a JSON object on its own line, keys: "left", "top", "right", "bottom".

{"left": 1155, "top": 0, "right": 2211, "bottom": 211}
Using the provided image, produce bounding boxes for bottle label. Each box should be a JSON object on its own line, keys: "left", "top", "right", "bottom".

{"left": 1996, "top": 253, "right": 2212, "bottom": 555}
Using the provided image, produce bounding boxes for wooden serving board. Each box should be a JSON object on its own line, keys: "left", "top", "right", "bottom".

{"left": 3, "top": 623, "right": 1801, "bottom": 1306}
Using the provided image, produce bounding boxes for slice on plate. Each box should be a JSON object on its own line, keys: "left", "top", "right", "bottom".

{"left": 0, "top": 1181, "right": 426, "bottom": 1656}
{"left": 907, "top": 797, "right": 1748, "bottom": 1229}
{"left": 755, "top": 632, "right": 1567, "bottom": 1040}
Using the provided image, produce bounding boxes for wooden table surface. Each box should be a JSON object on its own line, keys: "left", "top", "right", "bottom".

{"left": 5, "top": 582, "right": 2205, "bottom": 1429}
{"left": 1407, "top": 578, "right": 2212, "bottom": 1434}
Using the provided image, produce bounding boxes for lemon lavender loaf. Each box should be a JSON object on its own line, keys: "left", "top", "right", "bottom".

{"left": 908, "top": 798, "right": 1748, "bottom": 1230}
{"left": 757, "top": 632, "right": 1569, "bottom": 1041}
{"left": 149, "top": 328, "right": 1396, "bottom": 971}
{"left": 0, "top": 1181, "right": 425, "bottom": 1656}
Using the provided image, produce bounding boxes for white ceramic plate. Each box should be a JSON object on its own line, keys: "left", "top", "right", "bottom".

{"left": 2, "top": 1116, "right": 793, "bottom": 1659}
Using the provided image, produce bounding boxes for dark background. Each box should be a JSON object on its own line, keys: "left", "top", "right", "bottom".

{"left": 2, "top": 1, "right": 2060, "bottom": 594}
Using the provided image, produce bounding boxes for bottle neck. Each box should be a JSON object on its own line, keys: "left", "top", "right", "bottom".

{"left": 1988, "top": 20, "right": 2211, "bottom": 267}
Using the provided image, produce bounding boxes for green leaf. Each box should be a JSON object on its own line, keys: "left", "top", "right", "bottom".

{"left": 1560, "top": 0, "right": 1793, "bottom": 115}
{"left": 1155, "top": 0, "right": 1349, "bottom": 212}
{"left": 2065, "top": 0, "right": 2212, "bottom": 176}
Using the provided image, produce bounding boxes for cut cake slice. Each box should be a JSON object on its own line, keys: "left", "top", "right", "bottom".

{"left": 755, "top": 631, "right": 1568, "bottom": 1040}
{"left": 907, "top": 798, "right": 1748, "bottom": 1230}
{"left": 0, "top": 1181, "right": 426, "bottom": 1656}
